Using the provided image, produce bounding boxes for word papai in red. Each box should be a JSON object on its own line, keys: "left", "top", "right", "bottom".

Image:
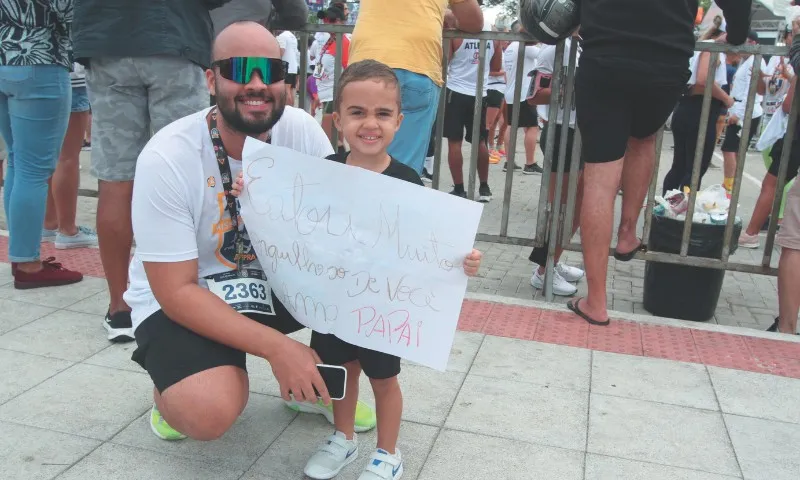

{"left": 352, "top": 306, "right": 422, "bottom": 348}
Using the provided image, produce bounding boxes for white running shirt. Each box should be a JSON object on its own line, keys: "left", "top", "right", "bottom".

{"left": 124, "top": 106, "right": 334, "bottom": 331}
{"left": 503, "top": 41, "right": 542, "bottom": 105}
{"left": 447, "top": 37, "right": 494, "bottom": 97}
{"left": 277, "top": 30, "right": 299, "bottom": 74}
{"left": 534, "top": 38, "right": 580, "bottom": 127}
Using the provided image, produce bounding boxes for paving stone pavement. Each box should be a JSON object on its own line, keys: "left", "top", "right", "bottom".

{"left": 0, "top": 129, "right": 786, "bottom": 334}
{"left": 433, "top": 131, "right": 785, "bottom": 332}
{"left": 1, "top": 274, "right": 800, "bottom": 480}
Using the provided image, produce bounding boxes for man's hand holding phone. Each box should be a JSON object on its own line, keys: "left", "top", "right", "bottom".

{"left": 267, "top": 335, "right": 332, "bottom": 405}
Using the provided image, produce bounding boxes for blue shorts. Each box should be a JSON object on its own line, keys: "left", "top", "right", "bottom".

{"left": 71, "top": 86, "right": 90, "bottom": 113}
{"left": 386, "top": 69, "right": 441, "bottom": 175}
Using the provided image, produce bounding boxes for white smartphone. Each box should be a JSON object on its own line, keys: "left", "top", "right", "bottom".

{"left": 316, "top": 364, "right": 347, "bottom": 401}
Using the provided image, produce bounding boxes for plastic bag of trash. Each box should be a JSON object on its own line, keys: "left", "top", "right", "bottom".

{"left": 695, "top": 184, "right": 730, "bottom": 216}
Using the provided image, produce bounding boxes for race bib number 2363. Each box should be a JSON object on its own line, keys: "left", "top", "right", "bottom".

{"left": 206, "top": 269, "right": 275, "bottom": 315}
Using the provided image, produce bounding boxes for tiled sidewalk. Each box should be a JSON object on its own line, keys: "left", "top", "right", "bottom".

{"left": 1, "top": 248, "right": 800, "bottom": 478}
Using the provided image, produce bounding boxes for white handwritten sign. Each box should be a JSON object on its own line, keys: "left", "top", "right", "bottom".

{"left": 239, "top": 138, "right": 483, "bottom": 371}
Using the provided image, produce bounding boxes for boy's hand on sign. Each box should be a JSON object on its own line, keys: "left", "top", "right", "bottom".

{"left": 463, "top": 249, "right": 482, "bottom": 277}
{"left": 230, "top": 172, "right": 245, "bottom": 197}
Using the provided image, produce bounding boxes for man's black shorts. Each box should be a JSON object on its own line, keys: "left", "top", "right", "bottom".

{"left": 285, "top": 73, "right": 298, "bottom": 88}
{"left": 721, "top": 116, "right": 762, "bottom": 153}
{"left": 132, "top": 307, "right": 304, "bottom": 394}
{"left": 443, "top": 88, "right": 488, "bottom": 144}
{"left": 486, "top": 89, "right": 504, "bottom": 108}
{"left": 505, "top": 101, "right": 539, "bottom": 129}
{"left": 310, "top": 332, "right": 401, "bottom": 380}
{"left": 540, "top": 122, "right": 582, "bottom": 173}
{"left": 575, "top": 60, "right": 684, "bottom": 164}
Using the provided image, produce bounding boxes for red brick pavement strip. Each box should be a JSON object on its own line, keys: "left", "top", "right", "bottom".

{"left": 5, "top": 237, "right": 800, "bottom": 379}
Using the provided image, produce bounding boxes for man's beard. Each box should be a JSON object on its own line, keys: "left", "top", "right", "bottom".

{"left": 217, "top": 89, "right": 287, "bottom": 136}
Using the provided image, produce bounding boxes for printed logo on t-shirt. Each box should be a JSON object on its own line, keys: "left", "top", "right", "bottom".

{"left": 212, "top": 192, "right": 257, "bottom": 269}
{"left": 464, "top": 41, "right": 481, "bottom": 65}
{"left": 207, "top": 176, "right": 216, "bottom": 188}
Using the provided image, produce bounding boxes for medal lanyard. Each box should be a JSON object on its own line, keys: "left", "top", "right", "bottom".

{"left": 208, "top": 108, "right": 244, "bottom": 273}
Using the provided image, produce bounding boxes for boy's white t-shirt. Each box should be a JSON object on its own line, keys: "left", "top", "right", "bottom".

{"left": 277, "top": 30, "right": 299, "bottom": 74}
{"left": 533, "top": 38, "right": 580, "bottom": 127}
{"left": 124, "top": 106, "right": 335, "bottom": 331}
{"left": 503, "top": 41, "right": 542, "bottom": 105}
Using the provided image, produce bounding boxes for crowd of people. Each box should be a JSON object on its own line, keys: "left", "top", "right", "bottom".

{"left": 2, "top": 0, "right": 800, "bottom": 478}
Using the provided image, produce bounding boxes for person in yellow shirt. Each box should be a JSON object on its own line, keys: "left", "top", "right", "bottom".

{"left": 348, "top": 0, "right": 484, "bottom": 176}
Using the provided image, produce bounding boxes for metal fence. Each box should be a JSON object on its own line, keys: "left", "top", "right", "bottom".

{"left": 68, "top": 24, "right": 793, "bottom": 302}
{"left": 292, "top": 23, "right": 799, "bottom": 301}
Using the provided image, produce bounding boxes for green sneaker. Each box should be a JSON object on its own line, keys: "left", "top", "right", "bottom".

{"left": 285, "top": 398, "right": 377, "bottom": 433}
{"left": 150, "top": 404, "right": 187, "bottom": 441}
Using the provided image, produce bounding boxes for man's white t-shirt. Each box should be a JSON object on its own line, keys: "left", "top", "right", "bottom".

{"left": 503, "top": 41, "right": 542, "bottom": 105}
{"left": 277, "top": 31, "right": 300, "bottom": 74}
{"left": 124, "top": 106, "right": 335, "bottom": 331}
{"left": 729, "top": 55, "right": 767, "bottom": 120}
{"left": 533, "top": 38, "right": 580, "bottom": 127}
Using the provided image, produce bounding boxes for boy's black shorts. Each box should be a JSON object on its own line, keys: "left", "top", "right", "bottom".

{"left": 310, "top": 332, "right": 401, "bottom": 380}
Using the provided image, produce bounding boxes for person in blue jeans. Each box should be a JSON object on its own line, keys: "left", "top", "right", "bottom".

{"left": 0, "top": 0, "right": 83, "bottom": 289}
{"left": 42, "top": 62, "right": 99, "bottom": 250}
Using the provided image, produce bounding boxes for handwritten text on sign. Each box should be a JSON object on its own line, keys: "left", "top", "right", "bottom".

{"left": 239, "top": 139, "right": 483, "bottom": 370}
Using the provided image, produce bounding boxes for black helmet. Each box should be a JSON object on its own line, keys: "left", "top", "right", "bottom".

{"left": 520, "top": 0, "right": 581, "bottom": 45}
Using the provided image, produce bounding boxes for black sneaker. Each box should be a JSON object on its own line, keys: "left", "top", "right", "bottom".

{"left": 478, "top": 184, "right": 492, "bottom": 202}
{"left": 502, "top": 162, "right": 522, "bottom": 172}
{"left": 523, "top": 163, "right": 544, "bottom": 175}
{"left": 449, "top": 188, "right": 467, "bottom": 198}
{"left": 421, "top": 170, "right": 433, "bottom": 184}
{"left": 104, "top": 310, "right": 135, "bottom": 343}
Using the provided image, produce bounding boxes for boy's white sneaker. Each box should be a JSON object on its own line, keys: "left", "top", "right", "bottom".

{"left": 358, "top": 448, "right": 403, "bottom": 480}
{"left": 304, "top": 431, "right": 359, "bottom": 480}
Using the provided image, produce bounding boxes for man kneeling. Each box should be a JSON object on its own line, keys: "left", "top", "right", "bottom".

{"left": 124, "top": 21, "right": 375, "bottom": 441}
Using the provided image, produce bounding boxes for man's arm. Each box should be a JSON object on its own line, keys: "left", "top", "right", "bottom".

{"left": 691, "top": 52, "right": 734, "bottom": 107}
{"left": 783, "top": 77, "right": 797, "bottom": 114}
{"left": 790, "top": 19, "right": 800, "bottom": 74}
{"left": 449, "top": 38, "right": 463, "bottom": 63}
{"left": 489, "top": 40, "right": 502, "bottom": 74}
{"left": 449, "top": 0, "right": 484, "bottom": 34}
{"left": 715, "top": 0, "right": 753, "bottom": 45}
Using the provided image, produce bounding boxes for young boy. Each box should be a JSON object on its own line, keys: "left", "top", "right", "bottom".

{"left": 234, "top": 59, "right": 482, "bottom": 480}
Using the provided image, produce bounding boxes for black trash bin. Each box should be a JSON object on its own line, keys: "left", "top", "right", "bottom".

{"left": 643, "top": 215, "right": 741, "bottom": 321}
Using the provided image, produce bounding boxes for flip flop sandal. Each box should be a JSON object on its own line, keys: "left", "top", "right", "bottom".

{"left": 567, "top": 297, "right": 610, "bottom": 326}
{"left": 613, "top": 241, "right": 646, "bottom": 262}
